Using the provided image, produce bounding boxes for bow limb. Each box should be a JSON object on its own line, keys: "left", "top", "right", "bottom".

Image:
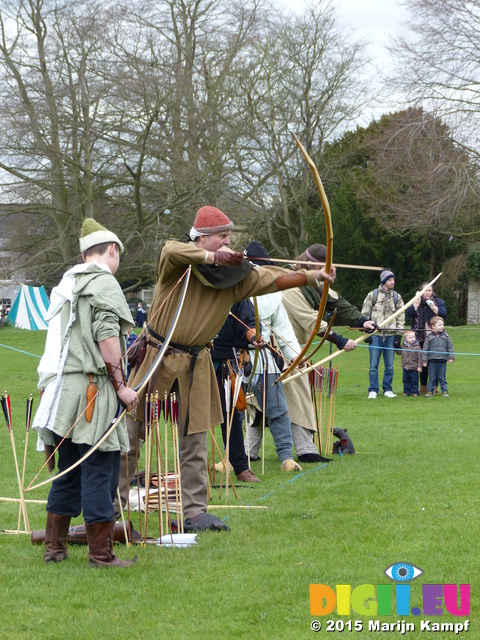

{"left": 250, "top": 296, "right": 261, "bottom": 376}
{"left": 276, "top": 132, "right": 333, "bottom": 383}
{"left": 282, "top": 272, "right": 443, "bottom": 386}
{"left": 26, "top": 266, "right": 192, "bottom": 493}
{"left": 299, "top": 308, "right": 337, "bottom": 365}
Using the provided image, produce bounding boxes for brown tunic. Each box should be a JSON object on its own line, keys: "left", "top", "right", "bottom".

{"left": 128, "top": 240, "right": 318, "bottom": 434}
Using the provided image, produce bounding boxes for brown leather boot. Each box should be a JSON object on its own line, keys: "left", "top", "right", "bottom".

{"left": 85, "top": 521, "right": 138, "bottom": 568}
{"left": 44, "top": 512, "right": 71, "bottom": 563}
{"left": 419, "top": 385, "right": 427, "bottom": 395}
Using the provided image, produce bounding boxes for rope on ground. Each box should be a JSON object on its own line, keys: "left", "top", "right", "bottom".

{"left": 220, "top": 461, "right": 333, "bottom": 523}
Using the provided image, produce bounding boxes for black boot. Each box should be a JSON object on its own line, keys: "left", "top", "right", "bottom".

{"left": 297, "top": 453, "right": 332, "bottom": 463}
{"left": 44, "top": 512, "right": 71, "bottom": 563}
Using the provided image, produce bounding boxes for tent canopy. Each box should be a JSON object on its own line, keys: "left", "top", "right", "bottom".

{"left": 9, "top": 285, "right": 49, "bottom": 330}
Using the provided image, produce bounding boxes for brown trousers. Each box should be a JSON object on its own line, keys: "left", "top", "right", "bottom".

{"left": 114, "top": 404, "right": 208, "bottom": 521}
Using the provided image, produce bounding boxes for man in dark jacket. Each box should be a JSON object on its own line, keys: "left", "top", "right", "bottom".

{"left": 211, "top": 300, "right": 262, "bottom": 482}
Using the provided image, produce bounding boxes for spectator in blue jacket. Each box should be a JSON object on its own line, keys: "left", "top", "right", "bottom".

{"left": 135, "top": 301, "right": 147, "bottom": 328}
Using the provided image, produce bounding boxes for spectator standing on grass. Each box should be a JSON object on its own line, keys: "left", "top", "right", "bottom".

{"left": 406, "top": 283, "right": 447, "bottom": 394}
{"left": 422, "top": 316, "right": 454, "bottom": 398}
{"left": 126, "top": 328, "right": 139, "bottom": 380}
{"left": 361, "top": 270, "right": 405, "bottom": 400}
{"left": 135, "top": 301, "right": 147, "bottom": 328}
{"left": 395, "top": 330, "right": 423, "bottom": 397}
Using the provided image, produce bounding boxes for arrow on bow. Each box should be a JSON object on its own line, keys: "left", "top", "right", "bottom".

{"left": 245, "top": 256, "right": 383, "bottom": 271}
{"left": 276, "top": 132, "right": 333, "bottom": 383}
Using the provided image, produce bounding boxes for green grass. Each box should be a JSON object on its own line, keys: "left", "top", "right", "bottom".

{"left": 0, "top": 325, "right": 478, "bottom": 639}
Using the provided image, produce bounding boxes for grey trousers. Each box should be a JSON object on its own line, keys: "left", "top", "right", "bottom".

{"left": 291, "top": 423, "right": 318, "bottom": 456}
{"left": 245, "top": 421, "right": 318, "bottom": 458}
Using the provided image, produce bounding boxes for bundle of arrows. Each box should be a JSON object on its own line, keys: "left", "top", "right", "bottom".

{"left": 1, "top": 392, "right": 34, "bottom": 534}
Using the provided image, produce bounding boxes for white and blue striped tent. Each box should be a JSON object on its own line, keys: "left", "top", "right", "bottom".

{"left": 8, "top": 285, "right": 49, "bottom": 330}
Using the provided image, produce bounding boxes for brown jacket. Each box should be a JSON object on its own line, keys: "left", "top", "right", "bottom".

{"left": 128, "top": 240, "right": 318, "bottom": 434}
{"left": 397, "top": 340, "right": 423, "bottom": 371}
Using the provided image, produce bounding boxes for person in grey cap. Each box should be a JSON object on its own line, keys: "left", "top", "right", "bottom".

{"left": 361, "top": 270, "right": 405, "bottom": 399}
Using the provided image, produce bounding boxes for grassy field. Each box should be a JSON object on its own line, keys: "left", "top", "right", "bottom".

{"left": 0, "top": 324, "right": 477, "bottom": 639}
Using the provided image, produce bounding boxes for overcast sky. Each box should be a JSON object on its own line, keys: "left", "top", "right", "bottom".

{"left": 333, "top": 0, "right": 410, "bottom": 73}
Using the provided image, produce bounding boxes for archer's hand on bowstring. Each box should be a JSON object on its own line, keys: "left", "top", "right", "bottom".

{"left": 343, "top": 339, "right": 357, "bottom": 352}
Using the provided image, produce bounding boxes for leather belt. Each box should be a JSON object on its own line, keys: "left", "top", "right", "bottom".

{"left": 146, "top": 325, "right": 210, "bottom": 435}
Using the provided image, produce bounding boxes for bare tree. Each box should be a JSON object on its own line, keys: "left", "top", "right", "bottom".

{"left": 0, "top": 0, "right": 372, "bottom": 288}
{"left": 234, "top": 0, "right": 370, "bottom": 255}
{"left": 110, "top": 0, "right": 264, "bottom": 230}
{"left": 389, "top": 0, "right": 480, "bottom": 157}
{"left": 0, "top": 0, "right": 132, "bottom": 284}
{"left": 357, "top": 108, "right": 480, "bottom": 273}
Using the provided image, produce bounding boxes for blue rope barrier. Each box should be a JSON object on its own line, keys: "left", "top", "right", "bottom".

{"left": 0, "top": 343, "right": 41, "bottom": 359}
{"left": 357, "top": 344, "right": 478, "bottom": 357}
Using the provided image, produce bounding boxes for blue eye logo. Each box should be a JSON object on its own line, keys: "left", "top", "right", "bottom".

{"left": 384, "top": 562, "right": 424, "bottom": 582}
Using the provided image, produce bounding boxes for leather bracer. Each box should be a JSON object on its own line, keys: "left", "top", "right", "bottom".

{"left": 105, "top": 360, "right": 127, "bottom": 393}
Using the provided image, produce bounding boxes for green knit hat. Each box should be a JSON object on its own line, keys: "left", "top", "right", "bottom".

{"left": 79, "top": 218, "right": 124, "bottom": 254}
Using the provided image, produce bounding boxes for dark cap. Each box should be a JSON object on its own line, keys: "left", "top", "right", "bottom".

{"left": 245, "top": 241, "right": 271, "bottom": 266}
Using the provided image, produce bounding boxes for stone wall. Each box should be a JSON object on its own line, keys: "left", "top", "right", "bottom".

{"left": 467, "top": 278, "right": 480, "bottom": 324}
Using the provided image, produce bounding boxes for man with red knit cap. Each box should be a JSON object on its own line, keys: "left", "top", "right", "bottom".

{"left": 116, "top": 206, "right": 334, "bottom": 532}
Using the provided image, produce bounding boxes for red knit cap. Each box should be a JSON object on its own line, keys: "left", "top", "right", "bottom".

{"left": 193, "top": 206, "right": 234, "bottom": 235}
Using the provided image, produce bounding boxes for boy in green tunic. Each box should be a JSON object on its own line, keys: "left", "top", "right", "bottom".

{"left": 33, "top": 219, "right": 138, "bottom": 567}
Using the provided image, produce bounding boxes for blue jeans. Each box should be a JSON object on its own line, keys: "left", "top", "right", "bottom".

{"left": 249, "top": 372, "right": 294, "bottom": 462}
{"left": 403, "top": 369, "right": 419, "bottom": 395}
{"left": 368, "top": 335, "right": 395, "bottom": 393}
{"left": 427, "top": 360, "right": 448, "bottom": 393}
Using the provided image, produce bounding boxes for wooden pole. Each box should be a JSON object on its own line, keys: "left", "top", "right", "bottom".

{"left": 261, "top": 370, "right": 266, "bottom": 477}
{"left": 171, "top": 393, "right": 183, "bottom": 533}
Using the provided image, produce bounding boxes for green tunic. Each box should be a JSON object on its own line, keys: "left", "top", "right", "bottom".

{"left": 33, "top": 264, "right": 134, "bottom": 452}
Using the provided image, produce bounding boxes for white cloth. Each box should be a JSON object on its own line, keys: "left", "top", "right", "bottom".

{"left": 34, "top": 261, "right": 112, "bottom": 450}
{"left": 248, "top": 292, "right": 301, "bottom": 376}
